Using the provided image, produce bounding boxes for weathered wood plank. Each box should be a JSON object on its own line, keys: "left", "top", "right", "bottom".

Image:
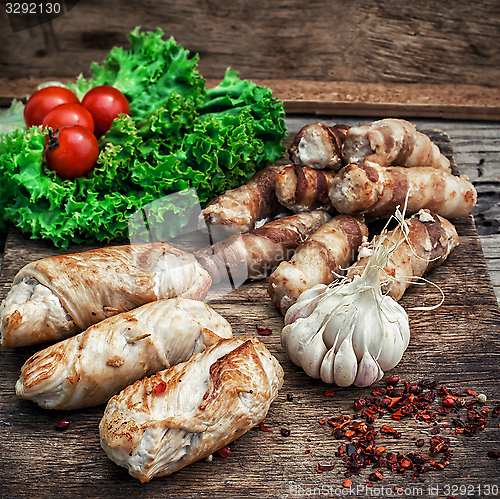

{"left": 0, "top": 131, "right": 499, "bottom": 497}
{"left": 2, "top": 76, "right": 499, "bottom": 120}
{"left": 1, "top": 0, "right": 500, "bottom": 87}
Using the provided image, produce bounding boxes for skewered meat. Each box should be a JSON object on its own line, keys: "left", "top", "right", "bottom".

{"left": 342, "top": 118, "right": 451, "bottom": 171}
{"left": 268, "top": 215, "right": 368, "bottom": 315}
{"left": 288, "top": 123, "right": 350, "bottom": 170}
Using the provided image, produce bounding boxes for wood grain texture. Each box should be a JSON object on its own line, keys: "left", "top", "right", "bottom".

{"left": 0, "top": 131, "right": 499, "bottom": 497}
{"left": 1, "top": 0, "right": 500, "bottom": 86}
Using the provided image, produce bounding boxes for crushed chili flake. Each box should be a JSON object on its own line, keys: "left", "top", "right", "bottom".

{"left": 369, "top": 471, "right": 384, "bottom": 481}
{"left": 55, "top": 418, "right": 70, "bottom": 431}
{"left": 487, "top": 450, "right": 500, "bottom": 458}
{"left": 280, "top": 428, "right": 291, "bottom": 437}
{"left": 217, "top": 446, "right": 231, "bottom": 458}
{"left": 325, "top": 390, "right": 335, "bottom": 397}
{"left": 153, "top": 381, "right": 166, "bottom": 394}
{"left": 316, "top": 375, "right": 496, "bottom": 483}
{"left": 316, "top": 464, "right": 334, "bottom": 473}
{"left": 492, "top": 404, "right": 500, "bottom": 417}
{"left": 258, "top": 422, "right": 274, "bottom": 433}
{"left": 286, "top": 393, "right": 294, "bottom": 402}
{"left": 343, "top": 479, "right": 352, "bottom": 487}
{"left": 256, "top": 327, "right": 272, "bottom": 336}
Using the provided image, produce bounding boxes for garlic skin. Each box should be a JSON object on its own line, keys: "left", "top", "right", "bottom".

{"left": 281, "top": 264, "right": 410, "bottom": 387}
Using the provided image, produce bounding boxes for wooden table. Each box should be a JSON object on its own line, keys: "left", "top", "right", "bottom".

{"left": 1, "top": 116, "right": 499, "bottom": 498}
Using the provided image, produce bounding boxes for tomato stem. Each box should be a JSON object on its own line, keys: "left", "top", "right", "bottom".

{"left": 47, "top": 129, "right": 60, "bottom": 151}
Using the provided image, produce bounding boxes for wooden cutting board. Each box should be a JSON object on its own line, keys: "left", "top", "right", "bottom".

{"left": 1, "top": 131, "right": 499, "bottom": 498}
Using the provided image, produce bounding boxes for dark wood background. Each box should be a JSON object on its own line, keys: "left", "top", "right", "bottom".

{"left": 1, "top": 0, "right": 499, "bottom": 85}
{"left": 1, "top": 0, "right": 500, "bottom": 118}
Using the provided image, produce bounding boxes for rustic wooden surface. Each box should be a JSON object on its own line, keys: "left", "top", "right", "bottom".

{"left": 1, "top": 0, "right": 500, "bottom": 119}
{"left": 1, "top": 0, "right": 500, "bottom": 86}
{"left": 0, "top": 131, "right": 499, "bottom": 498}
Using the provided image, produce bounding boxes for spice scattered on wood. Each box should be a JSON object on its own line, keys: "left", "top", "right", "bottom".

{"left": 316, "top": 464, "right": 334, "bottom": 473}
{"left": 54, "top": 419, "right": 70, "bottom": 431}
{"left": 258, "top": 421, "right": 274, "bottom": 433}
{"left": 281, "top": 428, "right": 291, "bottom": 437}
{"left": 318, "top": 376, "right": 497, "bottom": 482}
{"left": 256, "top": 327, "right": 272, "bottom": 336}
{"left": 325, "top": 390, "right": 335, "bottom": 397}
{"left": 217, "top": 446, "right": 231, "bottom": 458}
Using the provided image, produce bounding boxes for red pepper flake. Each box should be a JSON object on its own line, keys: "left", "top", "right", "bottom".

{"left": 400, "top": 458, "right": 412, "bottom": 468}
{"left": 369, "top": 471, "right": 384, "bottom": 481}
{"left": 153, "top": 381, "right": 166, "bottom": 394}
{"left": 280, "top": 428, "right": 291, "bottom": 437}
{"left": 465, "top": 389, "right": 478, "bottom": 397}
{"left": 316, "top": 464, "right": 334, "bottom": 473}
{"left": 318, "top": 419, "right": 326, "bottom": 425}
{"left": 305, "top": 449, "right": 311, "bottom": 454}
{"left": 256, "top": 327, "right": 272, "bottom": 336}
{"left": 217, "top": 446, "right": 231, "bottom": 458}
{"left": 343, "top": 479, "right": 352, "bottom": 487}
{"left": 380, "top": 424, "right": 402, "bottom": 438}
{"left": 487, "top": 450, "right": 500, "bottom": 458}
{"left": 325, "top": 390, "right": 335, "bottom": 397}
{"left": 54, "top": 419, "right": 70, "bottom": 431}
{"left": 492, "top": 403, "right": 500, "bottom": 417}
{"left": 258, "top": 421, "right": 274, "bottom": 433}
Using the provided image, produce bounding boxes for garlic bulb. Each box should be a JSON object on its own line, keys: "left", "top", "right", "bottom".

{"left": 281, "top": 215, "right": 411, "bottom": 387}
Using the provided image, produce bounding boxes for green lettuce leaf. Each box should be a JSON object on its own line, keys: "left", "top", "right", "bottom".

{"left": 67, "top": 27, "right": 206, "bottom": 124}
{"left": 0, "top": 99, "right": 26, "bottom": 137}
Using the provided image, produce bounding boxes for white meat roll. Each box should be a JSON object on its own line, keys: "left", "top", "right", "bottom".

{"left": 1, "top": 243, "right": 211, "bottom": 349}
{"left": 99, "top": 335, "right": 284, "bottom": 482}
{"left": 16, "top": 298, "right": 232, "bottom": 410}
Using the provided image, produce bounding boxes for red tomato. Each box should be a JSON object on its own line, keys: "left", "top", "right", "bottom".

{"left": 24, "top": 86, "right": 79, "bottom": 128}
{"left": 42, "top": 103, "right": 95, "bottom": 134}
{"left": 45, "top": 126, "right": 99, "bottom": 180}
{"left": 81, "top": 85, "right": 130, "bottom": 138}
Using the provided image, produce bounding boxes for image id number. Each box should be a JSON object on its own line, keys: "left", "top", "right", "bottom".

{"left": 443, "top": 484, "right": 499, "bottom": 496}
{"left": 5, "top": 3, "right": 61, "bottom": 14}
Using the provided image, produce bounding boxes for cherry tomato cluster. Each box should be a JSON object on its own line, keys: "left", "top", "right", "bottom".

{"left": 24, "top": 85, "right": 129, "bottom": 179}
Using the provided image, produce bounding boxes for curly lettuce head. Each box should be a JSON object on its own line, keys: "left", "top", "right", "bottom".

{"left": 0, "top": 28, "right": 286, "bottom": 248}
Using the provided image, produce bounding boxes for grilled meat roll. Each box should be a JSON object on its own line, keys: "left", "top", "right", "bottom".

{"left": 16, "top": 298, "right": 232, "bottom": 410}
{"left": 1, "top": 243, "right": 211, "bottom": 349}
{"left": 99, "top": 335, "right": 284, "bottom": 482}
